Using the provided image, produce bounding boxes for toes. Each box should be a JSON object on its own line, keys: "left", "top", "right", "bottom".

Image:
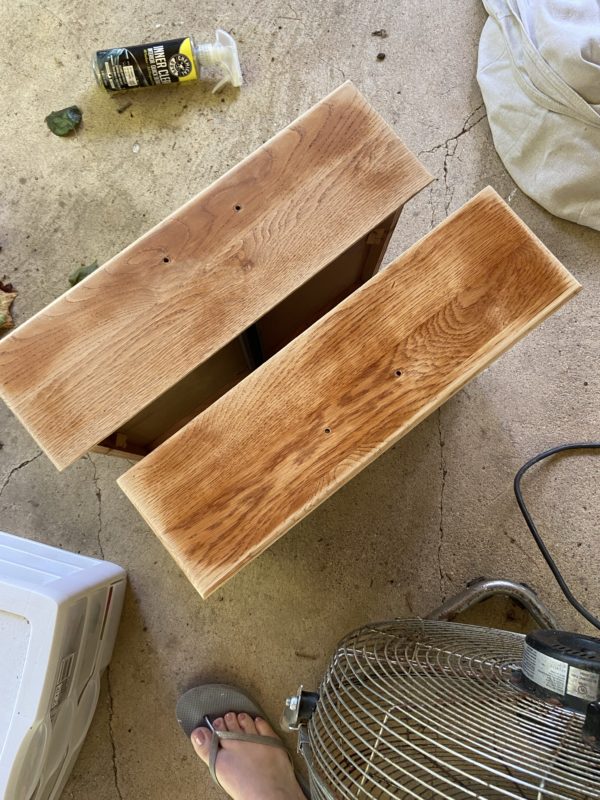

{"left": 190, "top": 726, "right": 212, "bottom": 764}
{"left": 255, "top": 716, "right": 278, "bottom": 738}
{"left": 238, "top": 713, "right": 258, "bottom": 735}
{"left": 213, "top": 716, "right": 225, "bottom": 731}
{"left": 224, "top": 712, "right": 242, "bottom": 732}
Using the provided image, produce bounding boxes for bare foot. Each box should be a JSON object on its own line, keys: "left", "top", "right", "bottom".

{"left": 191, "top": 712, "right": 305, "bottom": 800}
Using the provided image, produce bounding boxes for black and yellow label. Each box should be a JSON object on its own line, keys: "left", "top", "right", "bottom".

{"left": 95, "top": 37, "right": 198, "bottom": 92}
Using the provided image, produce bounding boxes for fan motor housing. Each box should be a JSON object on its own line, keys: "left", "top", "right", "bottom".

{"left": 518, "top": 629, "right": 600, "bottom": 712}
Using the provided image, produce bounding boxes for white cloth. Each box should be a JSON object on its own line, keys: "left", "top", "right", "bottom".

{"left": 477, "top": 0, "right": 600, "bottom": 231}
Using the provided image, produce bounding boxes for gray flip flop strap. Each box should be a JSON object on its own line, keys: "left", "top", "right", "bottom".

{"left": 208, "top": 729, "right": 289, "bottom": 790}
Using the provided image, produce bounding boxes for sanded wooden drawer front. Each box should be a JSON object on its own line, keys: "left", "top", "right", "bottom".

{"left": 0, "top": 82, "right": 431, "bottom": 470}
{"left": 118, "top": 188, "right": 580, "bottom": 598}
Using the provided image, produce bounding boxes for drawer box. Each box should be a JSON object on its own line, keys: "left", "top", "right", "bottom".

{"left": 0, "top": 83, "right": 579, "bottom": 598}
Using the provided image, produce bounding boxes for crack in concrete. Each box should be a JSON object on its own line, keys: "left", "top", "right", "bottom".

{"left": 106, "top": 667, "right": 123, "bottom": 800}
{"left": 316, "top": 55, "right": 346, "bottom": 81}
{"left": 333, "top": 62, "right": 347, "bottom": 81}
{"left": 428, "top": 183, "right": 436, "bottom": 230}
{"left": 437, "top": 409, "right": 447, "bottom": 588}
{"left": 419, "top": 103, "right": 487, "bottom": 223}
{"left": 87, "top": 455, "right": 104, "bottom": 559}
{"left": 418, "top": 103, "right": 486, "bottom": 158}
{"left": 442, "top": 142, "right": 456, "bottom": 216}
{"left": 0, "top": 451, "right": 43, "bottom": 499}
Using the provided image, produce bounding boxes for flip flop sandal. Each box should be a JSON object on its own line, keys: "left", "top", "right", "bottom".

{"left": 176, "top": 683, "right": 310, "bottom": 797}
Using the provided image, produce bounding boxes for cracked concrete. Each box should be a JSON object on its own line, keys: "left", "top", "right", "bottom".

{"left": 87, "top": 455, "right": 105, "bottom": 560}
{"left": 419, "top": 102, "right": 488, "bottom": 223}
{"left": 1, "top": 1, "right": 599, "bottom": 798}
{"left": 0, "top": 452, "right": 43, "bottom": 498}
{"left": 106, "top": 669, "right": 124, "bottom": 800}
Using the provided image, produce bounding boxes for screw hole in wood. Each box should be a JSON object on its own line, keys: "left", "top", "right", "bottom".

{"left": 394, "top": 369, "right": 403, "bottom": 377}
{"left": 163, "top": 257, "right": 171, "bottom": 263}
{"left": 324, "top": 427, "right": 332, "bottom": 434}
{"left": 234, "top": 204, "right": 242, "bottom": 212}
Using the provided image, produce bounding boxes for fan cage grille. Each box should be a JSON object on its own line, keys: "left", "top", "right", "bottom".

{"left": 305, "top": 620, "right": 600, "bottom": 799}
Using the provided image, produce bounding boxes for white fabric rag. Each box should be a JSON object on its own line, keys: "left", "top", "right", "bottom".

{"left": 477, "top": 0, "right": 600, "bottom": 230}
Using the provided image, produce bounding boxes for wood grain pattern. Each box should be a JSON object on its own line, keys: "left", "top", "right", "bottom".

{"left": 118, "top": 187, "right": 580, "bottom": 599}
{"left": 0, "top": 81, "right": 431, "bottom": 470}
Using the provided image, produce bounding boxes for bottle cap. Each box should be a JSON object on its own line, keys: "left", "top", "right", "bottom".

{"left": 195, "top": 29, "right": 243, "bottom": 93}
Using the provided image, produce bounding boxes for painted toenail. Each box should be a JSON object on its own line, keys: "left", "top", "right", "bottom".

{"left": 192, "top": 729, "right": 205, "bottom": 745}
{"left": 239, "top": 713, "right": 246, "bottom": 719}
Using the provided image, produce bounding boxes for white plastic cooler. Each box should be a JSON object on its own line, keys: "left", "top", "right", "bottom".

{"left": 0, "top": 530, "right": 125, "bottom": 800}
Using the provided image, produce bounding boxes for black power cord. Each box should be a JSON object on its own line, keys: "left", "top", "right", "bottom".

{"left": 514, "top": 443, "right": 600, "bottom": 632}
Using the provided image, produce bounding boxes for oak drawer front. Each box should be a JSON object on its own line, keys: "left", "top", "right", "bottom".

{"left": 0, "top": 82, "right": 431, "bottom": 470}
{"left": 118, "top": 187, "right": 580, "bottom": 598}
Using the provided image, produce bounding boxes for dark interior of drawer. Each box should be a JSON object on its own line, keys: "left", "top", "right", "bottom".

{"left": 95, "top": 210, "right": 400, "bottom": 459}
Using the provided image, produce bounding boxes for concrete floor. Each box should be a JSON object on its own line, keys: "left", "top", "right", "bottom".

{"left": 1, "top": 0, "right": 599, "bottom": 797}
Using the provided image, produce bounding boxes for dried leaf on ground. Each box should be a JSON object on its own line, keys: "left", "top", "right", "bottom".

{"left": 0, "top": 290, "right": 17, "bottom": 330}
{"left": 69, "top": 260, "right": 99, "bottom": 286}
{"left": 45, "top": 106, "right": 83, "bottom": 136}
